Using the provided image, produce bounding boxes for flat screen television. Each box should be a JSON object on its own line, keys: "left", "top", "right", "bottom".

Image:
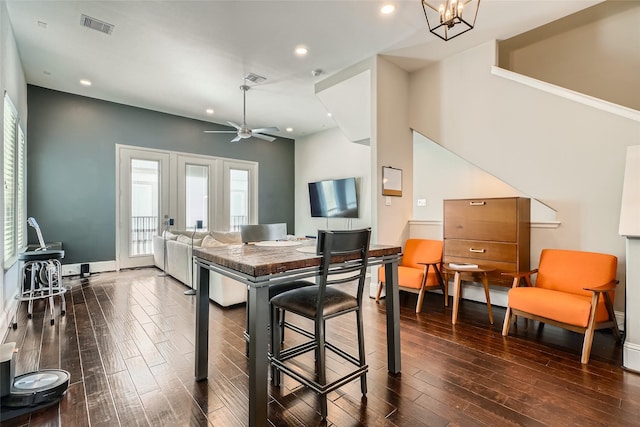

{"left": 308, "top": 177, "right": 358, "bottom": 218}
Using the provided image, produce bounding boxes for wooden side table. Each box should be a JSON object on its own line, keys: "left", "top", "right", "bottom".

{"left": 442, "top": 264, "right": 495, "bottom": 325}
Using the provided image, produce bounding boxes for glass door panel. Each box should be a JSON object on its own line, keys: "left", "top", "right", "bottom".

{"left": 130, "top": 159, "right": 159, "bottom": 256}
{"left": 186, "top": 164, "right": 209, "bottom": 231}
{"left": 229, "top": 168, "right": 249, "bottom": 231}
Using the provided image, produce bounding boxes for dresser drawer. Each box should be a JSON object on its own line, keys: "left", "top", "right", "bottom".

{"left": 444, "top": 198, "right": 518, "bottom": 242}
{"left": 444, "top": 239, "right": 517, "bottom": 263}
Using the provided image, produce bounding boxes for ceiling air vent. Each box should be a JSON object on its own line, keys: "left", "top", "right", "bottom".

{"left": 80, "top": 14, "right": 114, "bottom": 35}
{"left": 244, "top": 73, "right": 266, "bottom": 84}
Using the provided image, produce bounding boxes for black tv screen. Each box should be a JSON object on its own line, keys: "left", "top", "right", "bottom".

{"left": 308, "top": 177, "right": 358, "bottom": 218}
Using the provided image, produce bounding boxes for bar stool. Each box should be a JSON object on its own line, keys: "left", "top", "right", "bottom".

{"left": 270, "top": 228, "right": 371, "bottom": 420}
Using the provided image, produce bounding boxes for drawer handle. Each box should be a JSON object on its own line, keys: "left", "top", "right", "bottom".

{"left": 469, "top": 201, "right": 486, "bottom": 206}
{"left": 469, "top": 248, "right": 486, "bottom": 253}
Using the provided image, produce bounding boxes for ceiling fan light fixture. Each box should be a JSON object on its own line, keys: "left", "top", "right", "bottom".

{"left": 381, "top": 4, "right": 396, "bottom": 15}
{"left": 203, "top": 78, "right": 278, "bottom": 143}
{"left": 422, "top": 0, "right": 480, "bottom": 41}
{"left": 294, "top": 45, "right": 308, "bottom": 56}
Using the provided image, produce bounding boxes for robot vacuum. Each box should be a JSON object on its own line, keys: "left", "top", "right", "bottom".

{"left": 1, "top": 342, "right": 70, "bottom": 422}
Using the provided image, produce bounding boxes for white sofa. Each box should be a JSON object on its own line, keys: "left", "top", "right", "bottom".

{"left": 152, "top": 230, "right": 247, "bottom": 307}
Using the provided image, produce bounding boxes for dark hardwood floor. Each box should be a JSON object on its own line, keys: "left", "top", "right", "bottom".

{"left": 3, "top": 268, "right": 639, "bottom": 426}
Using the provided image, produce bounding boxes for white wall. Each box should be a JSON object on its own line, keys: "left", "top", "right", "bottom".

{"left": 409, "top": 40, "right": 640, "bottom": 311}
{"left": 413, "top": 132, "right": 526, "bottom": 221}
{"left": 1, "top": 0, "right": 28, "bottom": 332}
{"left": 294, "top": 127, "right": 372, "bottom": 237}
{"left": 499, "top": 1, "right": 640, "bottom": 111}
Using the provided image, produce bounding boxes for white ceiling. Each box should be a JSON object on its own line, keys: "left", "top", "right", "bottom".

{"left": 6, "top": 0, "right": 601, "bottom": 139}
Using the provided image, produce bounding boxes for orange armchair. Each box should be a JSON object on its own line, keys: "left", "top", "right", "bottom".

{"left": 502, "top": 249, "right": 620, "bottom": 364}
{"left": 376, "top": 239, "right": 446, "bottom": 313}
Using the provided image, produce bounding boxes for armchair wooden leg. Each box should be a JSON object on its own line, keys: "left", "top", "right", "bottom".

{"left": 502, "top": 306, "right": 512, "bottom": 336}
{"left": 375, "top": 282, "right": 383, "bottom": 302}
{"left": 416, "top": 286, "right": 426, "bottom": 313}
{"left": 603, "top": 292, "right": 621, "bottom": 341}
{"left": 581, "top": 293, "right": 600, "bottom": 364}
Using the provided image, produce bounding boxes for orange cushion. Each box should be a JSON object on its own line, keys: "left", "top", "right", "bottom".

{"left": 508, "top": 286, "right": 611, "bottom": 328}
{"left": 378, "top": 239, "right": 443, "bottom": 290}
{"left": 378, "top": 265, "right": 439, "bottom": 289}
{"left": 536, "top": 249, "right": 617, "bottom": 300}
{"left": 401, "top": 239, "right": 443, "bottom": 269}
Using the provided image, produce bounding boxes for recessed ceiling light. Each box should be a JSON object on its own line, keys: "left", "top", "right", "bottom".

{"left": 206, "top": 108, "right": 214, "bottom": 115}
{"left": 327, "top": 112, "right": 332, "bottom": 117}
{"left": 80, "top": 79, "right": 92, "bottom": 86}
{"left": 294, "top": 45, "right": 308, "bottom": 57}
{"left": 286, "top": 127, "right": 293, "bottom": 132}
{"left": 381, "top": 4, "right": 395, "bottom": 15}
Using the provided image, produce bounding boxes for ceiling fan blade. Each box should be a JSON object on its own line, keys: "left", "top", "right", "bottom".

{"left": 204, "top": 130, "right": 236, "bottom": 134}
{"left": 251, "top": 127, "right": 279, "bottom": 134}
{"left": 227, "top": 121, "right": 242, "bottom": 130}
{"left": 230, "top": 134, "right": 243, "bottom": 143}
{"left": 251, "top": 133, "right": 276, "bottom": 142}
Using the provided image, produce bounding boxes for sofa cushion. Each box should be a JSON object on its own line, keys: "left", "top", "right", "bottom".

{"left": 164, "top": 231, "right": 178, "bottom": 240}
{"left": 202, "top": 235, "right": 225, "bottom": 248}
{"left": 210, "top": 231, "right": 242, "bottom": 244}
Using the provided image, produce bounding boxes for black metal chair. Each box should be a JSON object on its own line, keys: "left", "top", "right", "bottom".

{"left": 239, "top": 223, "right": 287, "bottom": 244}
{"left": 269, "top": 228, "right": 371, "bottom": 420}
{"left": 240, "top": 223, "right": 313, "bottom": 354}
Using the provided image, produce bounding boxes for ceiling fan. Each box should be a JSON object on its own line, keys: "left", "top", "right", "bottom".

{"left": 204, "top": 82, "right": 279, "bottom": 142}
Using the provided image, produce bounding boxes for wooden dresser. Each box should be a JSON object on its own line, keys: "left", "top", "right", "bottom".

{"left": 443, "top": 197, "right": 530, "bottom": 286}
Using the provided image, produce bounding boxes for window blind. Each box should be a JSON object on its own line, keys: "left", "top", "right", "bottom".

{"left": 16, "top": 125, "right": 26, "bottom": 250}
{"left": 3, "top": 93, "right": 18, "bottom": 262}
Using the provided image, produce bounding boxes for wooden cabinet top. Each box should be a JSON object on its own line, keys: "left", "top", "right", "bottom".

{"left": 444, "top": 197, "right": 530, "bottom": 243}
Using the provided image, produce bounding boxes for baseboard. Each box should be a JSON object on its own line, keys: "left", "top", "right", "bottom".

{"left": 623, "top": 341, "right": 640, "bottom": 373}
{"left": 62, "top": 260, "right": 117, "bottom": 277}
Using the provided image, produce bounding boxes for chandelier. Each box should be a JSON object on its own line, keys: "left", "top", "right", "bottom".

{"left": 421, "top": 0, "right": 480, "bottom": 41}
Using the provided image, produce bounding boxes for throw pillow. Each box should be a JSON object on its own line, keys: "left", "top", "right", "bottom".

{"left": 164, "top": 231, "right": 178, "bottom": 240}
{"left": 176, "top": 234, "right": 203, "bottom": 246}
{"left": 210, "top": 231, "right": 242, "bottom": 244}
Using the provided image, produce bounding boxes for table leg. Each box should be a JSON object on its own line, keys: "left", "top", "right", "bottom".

{"left": 482, "top": 273, "right": 494, "bottom": 324}
{"left": 248, "top": 285, "right": 270, "bottom": 427}
{"left": 195, "top": 263, "right": 210, "bottom": 381}
{"left": 384, "top": 259, "right": 401, "bottom": 374}
{"left": 451, "top": 272, "right": 462, "bottom": 325}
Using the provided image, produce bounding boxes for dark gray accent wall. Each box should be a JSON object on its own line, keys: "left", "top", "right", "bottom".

{"left": 27, "top": 85, "right": 295, "bottom": 264}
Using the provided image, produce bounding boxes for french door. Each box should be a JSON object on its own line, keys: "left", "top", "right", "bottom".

{"left": 116, "top": 145, "right": 258, "bottom": 269}
{"left": 117, "top": 147, "right": 170, "bottom": 269}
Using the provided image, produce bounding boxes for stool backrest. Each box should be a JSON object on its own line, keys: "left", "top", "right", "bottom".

{"left": 240, "top": 223, "right": 287, "bottom": 243}
{"left": 316, "top": 228, "right": 371, "bottom": 306}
